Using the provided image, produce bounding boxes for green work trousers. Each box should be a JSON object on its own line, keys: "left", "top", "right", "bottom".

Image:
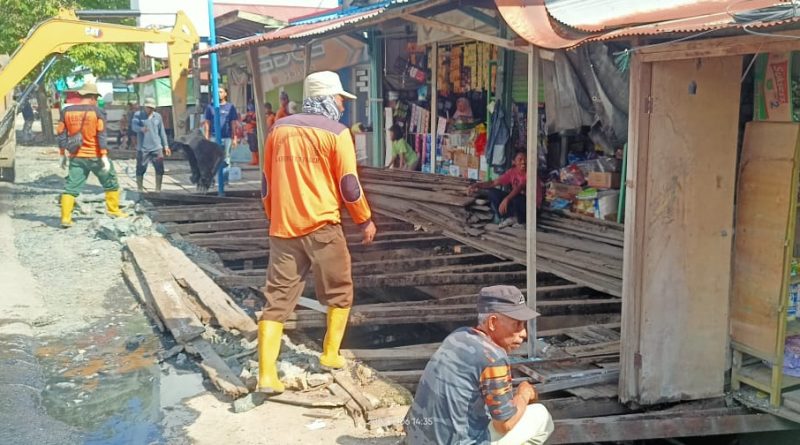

{"left": 64, "top": 157, "right": 120, "bottom": 197}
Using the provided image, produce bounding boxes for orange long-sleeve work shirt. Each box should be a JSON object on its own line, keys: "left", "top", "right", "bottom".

{"left": 56, "top": 104, "right": 108, "bottom": 158}
{"left": 262, "top": 113, "right": 372, "bottom": 238}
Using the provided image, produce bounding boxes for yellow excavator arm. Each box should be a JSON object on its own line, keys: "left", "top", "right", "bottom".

{"left": 0, "top": 9, "right": 199, "bottom": 135}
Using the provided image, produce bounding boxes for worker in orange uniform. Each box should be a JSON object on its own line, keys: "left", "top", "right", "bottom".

{"left": 257, "top": 71, "right": 377, "bottom": 393}
{"left": 57, "top": 83, "right": 127, "bottom": 228}
{"left": 274, "top": 91, "right": 290, "bottom": 121}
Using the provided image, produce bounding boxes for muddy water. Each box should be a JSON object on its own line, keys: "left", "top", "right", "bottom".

{"left": 35, "top": 307, "right": 205, "bottom": 444}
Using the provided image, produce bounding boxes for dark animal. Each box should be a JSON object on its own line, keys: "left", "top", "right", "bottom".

{"left": 171, "top": 129, "right": 224, "bottom": 192}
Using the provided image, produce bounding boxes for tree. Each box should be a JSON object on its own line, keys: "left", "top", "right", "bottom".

{"left": 0, "top": 0, "right": 140, "bottom": 81}
{"left": 0, "top": 0, "right": 141, "bottom": 141}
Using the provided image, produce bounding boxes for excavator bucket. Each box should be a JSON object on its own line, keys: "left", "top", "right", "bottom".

{"left": 171, "top": 129, "right": 224, "bottom": 192}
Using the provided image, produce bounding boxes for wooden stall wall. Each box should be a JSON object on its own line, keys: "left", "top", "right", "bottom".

{"left": 621, "top": 56, "right": 742, "bottom": 404}
{"left": 730, "top": 122, "right": 800, "bottom": 358}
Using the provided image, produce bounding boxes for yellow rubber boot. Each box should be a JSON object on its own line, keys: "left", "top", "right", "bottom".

{"left": 60, "top": 194, "right": 75, "bottom": 228}
{"left": 257, "top": 320, "right": 285, "bottom": 393}
{"left": 105, "top": 190, "right": 128, "bottom": 218}
{"left": 319, "top": 307, "right": 351, "bottom": 370}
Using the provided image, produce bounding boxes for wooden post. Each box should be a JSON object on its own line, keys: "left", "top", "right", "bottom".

{"left": 304, "top": 40, "right": 313, "bottom": 77}
{"left": 247, "top": 47, "right": 266, "bottom": 186}
{"left": 526, "top": 46, "right": 539, "bottom": 358}
{"left": 430, "top": 42, "right": 438, "bottom": 174}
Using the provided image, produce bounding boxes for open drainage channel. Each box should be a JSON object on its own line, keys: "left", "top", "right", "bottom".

{"left": 34, "top": 312, "right": 206, "bottom": 444}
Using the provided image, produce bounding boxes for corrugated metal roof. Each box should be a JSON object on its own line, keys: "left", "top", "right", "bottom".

{"left": 497, "top": 0, "right": 799, "bottom": 49}
{"left": 196, "top": 0, "right": 436, "bottom": 56}
{"left": 196, "top": 8, "right": 384, "bottom": 56}
{"left": 544, "top": 0, "right": 785, "bottom": 32}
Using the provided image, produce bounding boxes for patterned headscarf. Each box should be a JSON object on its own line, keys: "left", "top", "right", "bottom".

{"left": 302, "top": 95, "right": 342, "bottom": 122}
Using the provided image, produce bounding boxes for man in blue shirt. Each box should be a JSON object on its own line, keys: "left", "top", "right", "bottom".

{"left": 405, "top": 285, "right": 553, "bottom": 445}
{"left": 132, "top": 97, "right": 171, "bottom": 192}
{"left": 203, "top": 86, "right": 239, "bottom": 166}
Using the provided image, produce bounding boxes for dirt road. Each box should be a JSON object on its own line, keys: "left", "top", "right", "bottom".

{"left": 0, "top": 136, "right": 400, "bottom": 444}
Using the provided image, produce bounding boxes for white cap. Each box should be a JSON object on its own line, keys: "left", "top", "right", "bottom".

{"left": 304, "top": 71, "right": 356, "bottom": 100}
{"left": 144, "top": 97, "right": 156, "bottom": 108}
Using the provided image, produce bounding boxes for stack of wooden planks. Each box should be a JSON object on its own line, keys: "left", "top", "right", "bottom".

{"left": 358, "top": 167, "right": 624, "bottom": 296}
{"left": 124, "top": 236, "right": 257, "bottom": 397}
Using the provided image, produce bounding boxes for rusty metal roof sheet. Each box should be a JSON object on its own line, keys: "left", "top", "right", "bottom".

{"left": 544, "top": 0, "right": 786, "bottom": 32}
{"left": 497, "top": 0, "right": 799, "bottom": 49}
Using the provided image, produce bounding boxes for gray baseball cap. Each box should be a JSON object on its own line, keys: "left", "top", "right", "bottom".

{"left": 477, "top": 285, "right": 540, "bottom": 321}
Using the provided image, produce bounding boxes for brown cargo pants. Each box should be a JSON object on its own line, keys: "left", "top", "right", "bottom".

{"left": 261, "top": 223, "right": 354, "bottom": 322}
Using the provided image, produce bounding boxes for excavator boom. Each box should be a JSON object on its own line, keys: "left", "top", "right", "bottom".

{"left": 0, "top": 9, "right": 199, "bottom": 136}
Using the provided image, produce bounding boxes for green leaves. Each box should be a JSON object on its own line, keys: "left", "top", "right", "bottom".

{"left": 0, "top": 0, "right": 140, "bottom": 82}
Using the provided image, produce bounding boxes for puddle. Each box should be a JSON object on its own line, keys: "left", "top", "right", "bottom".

{"left": 35, "top": 313, "right": 206, "bottom": 444}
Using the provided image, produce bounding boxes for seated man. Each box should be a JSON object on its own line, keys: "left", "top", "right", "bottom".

{"left": 468, "top": 151, "right": 542, "bottom": 228}
{"left": 404, "top": 285, "right": 554, "bottom": 445}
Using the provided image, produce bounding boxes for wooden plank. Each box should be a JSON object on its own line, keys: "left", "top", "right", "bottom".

{"left": 564, "top": 341, "right": 620, "bottom": 358}
{"left": 534, "top": 370, "right": 619, "bottom": 394}
{"left": 564, "top": 325, "right": 620, "bottom": 344}
{"left": 541, "top": 396, "right": 629, "bottom": 420}
{"left": 639, "top": 28, "right": 800, "bottom": 63}
{"left": 620, "top": 52, "right": 652, "bottom": 404}
{"left": 365, "top": 183, "right": 475, "bottom": 207}
{"left": 731, "top": 122, "right": 800, "bottom": 358}
{"left": 149, "top": 237, "right": 258, "bottom": 341}
{"left": 121, "top": 260, "right": 165, "bottom": 332}
{"left": 548, "top": 408, "right": 797, "bottom": 444}
{"left": 153, "top": 210, "right": 265, "bottom": 223}
{"left": 625, "top": 56, "right": 742, "bottom": 405}
{"left": 332, "top": 371, "right": 374, "bottom": 412}
{"left": 566, "top": 383, "right": 619, "bottom": 400}
{"left": 164, "top": 218, "right": 267, "bottom": 234}
{"left": 217, "top": 270, "right": 526, "bottom": 289}
{"left": 185, "top": 338, "right": 249, "bottom": 398}
{"left": 126, "top": 238, "right": 205, "bottom": 344}
{"left": 328, "top": 383, "right": 366, "bottom": 429}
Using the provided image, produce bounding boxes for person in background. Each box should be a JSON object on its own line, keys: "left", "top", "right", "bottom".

{"left": 264, "top": 101, "right": 276, "bottom": 133}
{"left": 127, "top": 102, "right": 139, "bottom": 150}
{"left": 243, "top": 102, "right": 259, "bottom": 166}
{"left": 449, "top": 96, "right": 475, "bottom": 132}
{"left": 257, "top": 71, "right": 376, "bottom": 394}
{"left": 56, "top": 83, "right": 127, "bottom": 228}
{"left": 203, "top": 86, "right": 239, "bottom": 166}
{"left": 405, "top": 285, "right": 553, "bottom": 445}
{"left": 132, "top": 97, "right": 171, "bottom": 193}
{"left": 388, "top": 124, "right": 418, "bottom": 171}
{"left": 468, "top": 151, "right": 542, "bottom": 228}
{"left": 21, "top": 99, "right": 34, "bottom": 143}
{"left": 275, "top": 91, "right": 290, "bottom": 121}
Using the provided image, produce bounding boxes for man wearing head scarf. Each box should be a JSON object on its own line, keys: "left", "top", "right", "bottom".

{"left": 257, "top": 71, "right": 377, "bottom": 394}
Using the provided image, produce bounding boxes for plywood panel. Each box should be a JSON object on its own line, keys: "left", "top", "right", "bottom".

{"left": 730, "top": 122, "right": 800, "bottom": 358}
{"left": 636, "top": 56, "right": 742, "bottom": 404}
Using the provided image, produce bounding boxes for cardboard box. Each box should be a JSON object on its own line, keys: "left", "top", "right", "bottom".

{"left": 587, "top": 172, "right": 621, "bottom": 189}
{"left": 453, "top": 151, "right": 480, "bottom": 178}
{"left": 546, "top": 182, "right": 583, "bottom": 202}
{"left": 755, "top": 52, "right": 800, "bottom": 122}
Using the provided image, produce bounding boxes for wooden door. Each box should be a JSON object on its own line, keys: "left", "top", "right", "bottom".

{"left": 621, "top": 56, "right": 742, "bottom": 404}
{"left": 730, "top": 122, "right": 800, "bottom": 359}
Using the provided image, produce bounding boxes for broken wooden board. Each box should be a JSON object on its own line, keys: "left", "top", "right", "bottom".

{"left": 127, "top": 237, "right": 205, "bottom": 344}
{"left": 150, "top": 236, "right": 258, "bottom": 340}
{"left": 185, "top": 338, "right": 249, "bottom": 398}
{"left": 121, "top": 260, "right": 164, "bottom": 332}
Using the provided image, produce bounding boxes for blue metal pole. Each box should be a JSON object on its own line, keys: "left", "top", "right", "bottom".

{"left": 207, "top": 0, "right": 224, "bottom": 196}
